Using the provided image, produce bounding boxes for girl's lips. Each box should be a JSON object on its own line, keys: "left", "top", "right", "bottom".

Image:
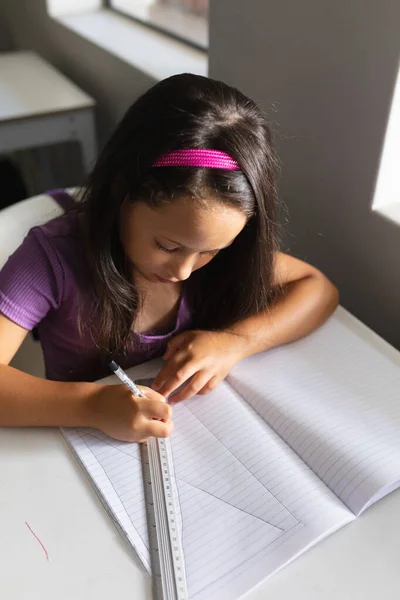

{"left": 155, "top": 275, "right": 175, "bottom": 283}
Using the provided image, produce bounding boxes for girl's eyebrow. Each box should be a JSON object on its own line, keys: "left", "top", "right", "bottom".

{"left": 162, "top": 236, "right": 234, "bottom": 253}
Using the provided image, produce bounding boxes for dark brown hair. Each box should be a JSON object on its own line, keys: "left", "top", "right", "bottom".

{"left": 80, "top": 73, "right": 279, "bottom": 354}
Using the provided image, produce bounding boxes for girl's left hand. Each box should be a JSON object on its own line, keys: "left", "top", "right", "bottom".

{"left": 152, "top": 330, "right": 247, "bottom": 403}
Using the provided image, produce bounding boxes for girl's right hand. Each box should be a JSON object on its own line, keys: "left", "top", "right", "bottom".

{"left": 89, "top": 384, "right": 173, "bottom": 442}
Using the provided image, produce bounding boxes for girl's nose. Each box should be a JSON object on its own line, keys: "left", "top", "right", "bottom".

{"left": 170, "top": 255, "right": 196, "bottom": 281}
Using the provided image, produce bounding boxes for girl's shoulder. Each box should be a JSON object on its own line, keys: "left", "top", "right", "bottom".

{"left": 34, "top": 209, "right": 80, "bottom": 242}
{"left": 30, "top": 208, "right": 85, "bottom": 265}
{"left": 0, "top": 210, "right": 89, "bottom": 331}
{"left": 28, "top": 210, "right": 85, "bottom": 285}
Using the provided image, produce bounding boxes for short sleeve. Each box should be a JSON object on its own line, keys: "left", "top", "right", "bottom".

{"left": 0, "top": 228, "right": 64, "bottom": 330}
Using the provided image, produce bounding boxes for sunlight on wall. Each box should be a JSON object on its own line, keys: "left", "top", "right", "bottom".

{"left": 372, "top": 62, "right": 400, "bottom": 225}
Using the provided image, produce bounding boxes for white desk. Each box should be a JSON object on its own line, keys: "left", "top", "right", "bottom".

{"left": 2, "top": 307, "right": 400, "bottom": 600}
{"left": 0, "top": 51, "right": 96, "bottom": 173}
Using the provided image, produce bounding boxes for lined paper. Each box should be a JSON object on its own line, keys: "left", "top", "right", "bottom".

{"left": 62, "top": 427, "right": 151, "bottom": 571}
{"left": 63, "top": 375, "right": 352, "bottom": 599}
{"left": 170, "top": 390, "right": 351, "bottom": 599}
{"left": 228, "top": 317, "right": 400, "bottom": 515}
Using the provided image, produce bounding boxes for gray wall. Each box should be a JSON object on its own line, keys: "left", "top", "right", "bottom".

{"left": 210, "top": 0, "right": 400, "bottom": 349}
{"left": 1, "top": 0, "right": 400, "bottom": 348}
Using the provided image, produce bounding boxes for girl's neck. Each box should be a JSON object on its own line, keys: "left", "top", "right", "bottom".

{"left": 132, "top": 273, "right": 183, "bottom": 335}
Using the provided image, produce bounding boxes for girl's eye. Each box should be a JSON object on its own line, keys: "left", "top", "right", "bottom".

{"left": 156, "top": 241, "right": 179, "bottom": 253}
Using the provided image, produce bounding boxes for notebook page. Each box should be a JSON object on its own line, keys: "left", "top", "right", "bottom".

{"left": 62, "top": 426, "right": 151, "bottom": 571}
{"left": 63, "top": 375, "right": 352, "bottom": 600}
{"left": 227, "top": 315, "right": 400, "bottom": 516}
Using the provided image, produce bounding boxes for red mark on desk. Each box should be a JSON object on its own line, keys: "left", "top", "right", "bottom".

{"left": 25, "top": 521, "right": 49, "bottom": 562}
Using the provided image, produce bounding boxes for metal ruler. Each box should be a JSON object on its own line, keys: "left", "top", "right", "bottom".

{"left": 141, "top": 437, "right": 188, "bottom": 600}
{"left": 110, "top": 370, "right": 187, "bottom": 599}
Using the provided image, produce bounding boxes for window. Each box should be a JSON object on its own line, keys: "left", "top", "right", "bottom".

{"left": 47, "top": 0, "right": 208, "bottom": 82}
{"left": 47, "top": 0, "right": 102, "bottom": 17}
{"left": 372, "top": 65, "right": 400, "bottom": 226}
{"left": 107, "top": 0, "right": 208, "bottom": 49}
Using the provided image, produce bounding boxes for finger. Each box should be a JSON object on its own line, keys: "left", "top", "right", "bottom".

{"left": 156, "top": 360, "right": 202, "bottom": 398}
{"left": 153, "top": 350, "right": 195, "bottom": 392}
{"left": 163, "top": 332, "right": 188, "bottom": 361}
{"left": 138, "top": 386, "right": 167, "bottom": 403}
{"left": 169, "top": 371, "right": 213, "bottom": 404}
{"left": 197, "top": 375, "right": 220, "bottom": 396}
{"left": 138, "top": 398, "right": 172, "bottom": 420}
{"left": 136, "top": 385, "right": 153, "bottom": 395}
{"left": 139, "top": 418, "right": 174, "bottom": 440}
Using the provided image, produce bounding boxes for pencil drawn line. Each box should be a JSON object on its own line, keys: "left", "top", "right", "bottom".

{"left": 25, "top": 521, "right": 49, "bottom": 562}
{"left": 179, "top": 479, "right": 284, "bottom": 531}
{"left": 183, "top": 403, "right": 300, "bottom": 523}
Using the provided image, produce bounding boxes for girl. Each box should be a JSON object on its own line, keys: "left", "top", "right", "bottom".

{"left": 0, "top": 74, "right": 338, "bottom": 443}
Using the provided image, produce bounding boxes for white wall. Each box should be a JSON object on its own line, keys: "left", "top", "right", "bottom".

{"left": 210, "top": 0, "right": 400, "bottom": 349}
{"left": 1, "top": 0, "right": 400, "bottom": 348}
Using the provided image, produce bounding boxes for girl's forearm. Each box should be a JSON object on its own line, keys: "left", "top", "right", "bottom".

{"left": 225, "top": 273, "right": 339, "bottom": 358}
{"left": 0, "top": 364, "right": 99, "bottom": 427}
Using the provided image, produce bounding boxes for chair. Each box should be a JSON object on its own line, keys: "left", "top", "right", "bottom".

{"left": 0, "top": 189, "right": 78, "bottom": 377}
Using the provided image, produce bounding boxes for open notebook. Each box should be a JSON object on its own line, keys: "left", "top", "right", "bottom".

{"left": 62, "top": 312, "right": 400, "bottom": 600}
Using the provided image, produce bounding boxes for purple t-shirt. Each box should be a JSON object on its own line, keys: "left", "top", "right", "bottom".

{"left": 0, "top": 208, "right": 191, "bottom": 382}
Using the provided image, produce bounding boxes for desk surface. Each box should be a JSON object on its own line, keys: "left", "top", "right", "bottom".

{"left": 2, "top": 306, "right": 400, "bottom": 600}
{"left": 0, "top": 51, "right": 95, "bottom": 123}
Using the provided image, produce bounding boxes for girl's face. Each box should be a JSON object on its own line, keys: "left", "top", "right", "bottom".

{"left": 120, "top": 196, "right": 247, "bottom": 284}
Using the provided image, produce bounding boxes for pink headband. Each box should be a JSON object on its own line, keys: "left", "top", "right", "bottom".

{"left": 152, "top": 149, "right": 241, "bottom": 171}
